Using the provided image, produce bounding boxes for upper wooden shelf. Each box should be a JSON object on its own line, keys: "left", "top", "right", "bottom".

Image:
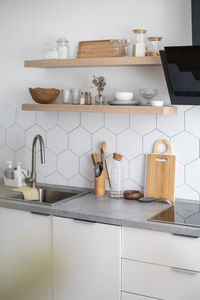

{"left": 24, "top": 56, "right": 161, "bottom": 68}
{"left": 22, "top": 104, "right": 177, "bottom": 115}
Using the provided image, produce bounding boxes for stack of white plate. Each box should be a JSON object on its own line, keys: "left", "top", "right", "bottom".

{"left": 108, "top": 92, "right": 138, "bottom": 105}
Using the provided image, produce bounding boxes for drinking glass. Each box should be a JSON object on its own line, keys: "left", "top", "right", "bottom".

{"left": 61, "top": 89, "right": 71, "bottom": 104}
{"left": 71, "top": 89, "right": 81, "bottom": 104}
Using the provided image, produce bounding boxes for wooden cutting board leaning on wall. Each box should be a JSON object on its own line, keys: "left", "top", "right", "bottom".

{"left": 145, "top": 139, "right": 176, "bottom": 203}
{"left": 77, "top": 40, "right": 125, "bottom": 58}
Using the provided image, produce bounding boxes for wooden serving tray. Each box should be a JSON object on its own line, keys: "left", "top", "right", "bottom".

{"left": 77, "top": 40, "right": 125, "bottom": 58}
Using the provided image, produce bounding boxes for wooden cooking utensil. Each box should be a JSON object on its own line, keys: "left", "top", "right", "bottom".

{"left": 145, "top": 139, "right": 176, "bottom": 203}
{"left": 91, "top": 153, "right": 98, "bottom": 166}
{"left": 102, "top": 142, "right": 111, "bottom": 189}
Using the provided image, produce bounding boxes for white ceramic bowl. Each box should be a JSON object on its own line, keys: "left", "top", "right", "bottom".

{"left": 150, "top": 100, "right": 164, "bottom": 107}
{"left": 114, "top": 92, "right": 134, "bottom": 101}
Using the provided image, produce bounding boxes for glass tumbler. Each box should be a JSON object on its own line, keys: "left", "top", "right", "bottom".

{"left": 61, "top": 89, "right": 71, "bottom": 104}
{"left": 71, "top": 89, "right": 81, "bottom": 104}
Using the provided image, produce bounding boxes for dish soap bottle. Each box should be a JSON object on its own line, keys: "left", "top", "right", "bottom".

{"left": 4, "top": 161, "right": 14, "bottom": 179}
{"left": 110, "top": 153, "right": 124, "bottom": 198}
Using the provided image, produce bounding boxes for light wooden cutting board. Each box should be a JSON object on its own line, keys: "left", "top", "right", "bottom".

{"left": 145, "top": 139, "right": 176, "bottom": 203}
{"left": 77, "top": 40, "right": 125, "bottom": 58}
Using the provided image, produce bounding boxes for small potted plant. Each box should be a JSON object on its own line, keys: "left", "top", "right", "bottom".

{"left": 92, "top": 75, "right": 106, "bottom": 105}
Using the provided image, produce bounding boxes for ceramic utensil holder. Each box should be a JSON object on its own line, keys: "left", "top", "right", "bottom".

{"left": 95, "top": 170, "right": 105, "bottom": 196}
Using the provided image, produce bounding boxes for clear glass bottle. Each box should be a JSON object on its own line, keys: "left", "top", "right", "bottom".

{"left": 48, "top": 46, "right": 59, "bottom": 59}
{"left": 146, "top": 37, "right": 163, "bottom": 56}
{"left": 132, "top": 29, "right": 147, "bottom": 57}
{"left": 56, "top": 38, "right": 70, "bottom": 59}
{"left": 43, "top": 43, "right": 52, "bottom": 59}
{"left": 110, "top": 153, "right": 124, "bottom": 198}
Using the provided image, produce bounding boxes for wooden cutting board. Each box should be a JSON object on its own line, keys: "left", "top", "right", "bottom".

{"left": 145, "top": 139, "right": 176, "bottom": 203}
{"left": 77, "top": 40, "right": 125, "bottom": 58}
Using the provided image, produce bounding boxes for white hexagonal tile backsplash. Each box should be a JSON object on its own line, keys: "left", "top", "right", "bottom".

{"left": 1, "top": 104, "right": 200, "bottom": 200}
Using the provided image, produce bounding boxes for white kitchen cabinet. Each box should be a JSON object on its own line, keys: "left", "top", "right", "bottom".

{"left": 122, "top": 226, "right": 200, "bottom": 300}
{"left": 122, "top": 259, "right": 200, "bottom": 300}
{"left": 0, "top": 207, "right": 52, "bottom": 300}
{"left": 53, "top": 216, "right": 121, "bottom": 300}
{"left": 122, "top": 226, "right": 200, "bottom": 271}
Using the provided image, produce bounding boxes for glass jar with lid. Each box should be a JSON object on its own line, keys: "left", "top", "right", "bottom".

{"left": 132, "top": 29, "right": 147, "bottom": 57}
{"left": 110, "top": 153, "right": 124, "bottom": 198}
{"left": 146, "top": 37, "right": 163, "bottom": 56}
{"left": 56, "top": 38, "right": 70, "bottom": 59}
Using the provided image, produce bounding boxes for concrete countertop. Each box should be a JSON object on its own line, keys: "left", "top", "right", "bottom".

{"left": 0, "top": 182, "right": 200, "bottom": 237}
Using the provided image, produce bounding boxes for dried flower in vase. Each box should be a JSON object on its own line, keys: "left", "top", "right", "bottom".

{"left": 92, "top": 75, "right": 106, "bottom": 105}
{"left": 92, "top": 75, "right": 106, "bottom": 96}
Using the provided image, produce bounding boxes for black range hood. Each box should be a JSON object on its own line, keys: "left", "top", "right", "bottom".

{"left": 160, "top": 0, "right": 200, "bottom": 105}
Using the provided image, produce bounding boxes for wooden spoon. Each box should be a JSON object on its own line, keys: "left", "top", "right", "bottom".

{"left": 102, "top": 141, "right": 111, "bottom": 189}
{"left": 91, "top": 153, "right": 98, "bottom": 166}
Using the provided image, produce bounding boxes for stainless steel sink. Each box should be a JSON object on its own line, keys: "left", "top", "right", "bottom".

{"left": 9, "top": 186, "right": 88, "bottom": 205}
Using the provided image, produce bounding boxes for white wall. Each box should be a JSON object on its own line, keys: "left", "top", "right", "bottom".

{"left": 1, "top": 0, "right": 199, "bottom": 201}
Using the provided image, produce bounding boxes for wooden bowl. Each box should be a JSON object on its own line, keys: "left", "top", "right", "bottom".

{"left": 29, "top": 87, "right": 60, "bottom": 104}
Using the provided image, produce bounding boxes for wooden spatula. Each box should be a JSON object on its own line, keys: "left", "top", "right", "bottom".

{"left": 102, "top": 141, "right": 111, "bottom": 189}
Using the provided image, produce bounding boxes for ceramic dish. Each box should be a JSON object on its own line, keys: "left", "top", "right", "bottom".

{"left": 114, "top": 92, "right": 134, "bottom": 101}
{"left": 108, "top": 100, "right": 138, "bottom": 105}
{"left": 150, "top": 100, "right": 164, "bottom": 107}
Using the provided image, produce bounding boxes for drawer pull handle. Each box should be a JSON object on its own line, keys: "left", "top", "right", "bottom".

{"left": 171, "top": 267, "right": 198, "bottom": 275}
{"left": 73, "top": 218, "right": 96, "bottom": 224}
{"left": 172, "top": 233, "right": 199, "bottom": 238}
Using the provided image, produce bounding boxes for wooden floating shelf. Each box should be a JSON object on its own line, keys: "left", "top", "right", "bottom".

{"left": 24, "top": 56, "right": 161, "bottom": 68}
{"left": 22, "top": 104, "right": 177, "bottom": 115}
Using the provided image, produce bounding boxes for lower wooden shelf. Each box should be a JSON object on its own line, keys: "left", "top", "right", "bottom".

{"left": 22, "top": 104, "right": 177, "bottom": 115}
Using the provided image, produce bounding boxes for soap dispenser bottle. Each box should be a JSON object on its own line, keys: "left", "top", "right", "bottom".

{"left": 4, "top": 161, "right": 14, "bottom": 179}
{"left": 14, "top": 162, "right": 22, "bottom": 184}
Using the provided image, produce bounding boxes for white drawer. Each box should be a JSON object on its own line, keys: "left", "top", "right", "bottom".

{"left": 122, "top": 227, "right": 200, "bottom": 271}
{"left": 122, "top": 292, "right": 158, "bottom": 300}
{"left": 122, "top": 259, "right": 200, "bottom": 300}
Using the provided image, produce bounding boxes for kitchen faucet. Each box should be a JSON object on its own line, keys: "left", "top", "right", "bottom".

{"left": 25, "top": 135, "right": 45, "bottom": 188}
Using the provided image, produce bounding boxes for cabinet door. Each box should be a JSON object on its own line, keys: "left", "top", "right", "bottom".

{"left": 53, "top": 217, "right": 121, "bottom": 300}
{"left": 0, "top": 207, "right": 52, "bottom": 300}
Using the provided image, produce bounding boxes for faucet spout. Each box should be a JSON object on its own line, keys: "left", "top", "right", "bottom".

{"left": 26, "top": 134, "right": 45, "bottom": 188}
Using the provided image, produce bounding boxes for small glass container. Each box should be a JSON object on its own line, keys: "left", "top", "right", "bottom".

{"left": 43, "top": 43, "right": 51, "bottom": 59}
{"left": 95, "top": 95, "right": 105, "bottom": 105}
{"left": 132, "top": 29, "right": 147, "bottom": 57}
{"left": 61, "top": 89, "right": 71, "bottom": 104}
{"left": 84, "top": 92, "right": 92, "bottom": 105}
{"left": 146, "top": 37, "right": 163, "bottom": 56}
{"left": 139, "top": 88, "right": 158, "bottom": 106}
{"left": 110, "top": 153, "right": 124, "bottom": 198}
{"left": 56, "top": 38, "right": 70, "bottom": 59}
{"left": 71, "top": 88, "right": 81, "bottom": 104}
{"left": 48, "top": 46, "right": 59, "bottom": 59}
{"left": 79, "top": 92, "right": 85, "bottom": 105}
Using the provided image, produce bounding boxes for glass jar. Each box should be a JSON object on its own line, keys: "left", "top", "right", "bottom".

{"left": 110, "top": 153, "right": 124, "bottom": 198}
{"left": 146, "top": 37, "right": 163, "bottom": 56}
{"left": 48, "top": 46, "right": 59, "bottom": 59}
{"left": 56, "top": 38, "right": 70, "bottom": 59}
{"left": 132, "top": 29, "right": 147, "bottom": 57}
{"left": 43, "top": 43, "right": 52, "bottom": 59}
